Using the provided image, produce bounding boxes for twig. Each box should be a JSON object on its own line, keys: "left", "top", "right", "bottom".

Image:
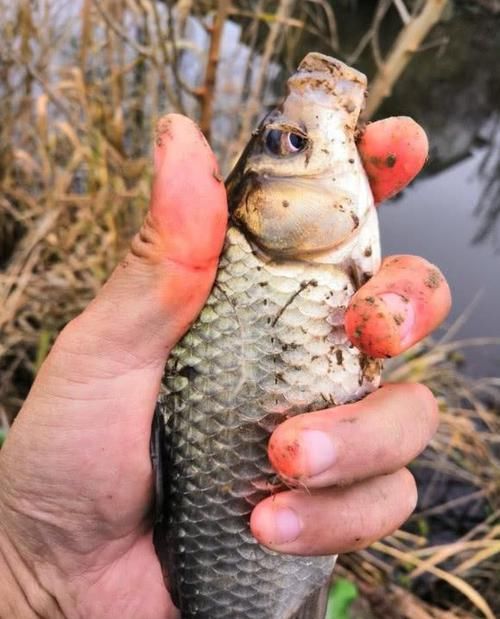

{"left": 437, "top": 291, "right": 484, "bottom": 345}
{"left": 416, "top": 34, "right": 449, "bottom": 54}
{"left": 148, "top": 0, "right": 192, "bottom": 110}
{"left": 92, "top": 0, "right": 153, "bottom": 58}
{"left": 371, "top": 0, "right": 393, "bottom": 69}
{"left": 347, "top": 0, "right": 392, "bottom": 65}
{"left": 176, "top": 0, "right": 193, "bottom": 36}
{"left": 79, "top": 0, "right": 93, "bottom": 70}
{"left": 364, "top": 0, "right": 449, "bottom": 119}
{"left": 151, "top": 0, "right": 171, "bottom": 67}
{"left": 411, "top": 488, "right": 489, "bottom": 520}
{"left": 199, "top": 1, "right": 231, "bottom": 142}
{"left": 372, "top": 540, "right": 496, "bottom": 619}
{"left": 236, "top": 0, "right": 266, "bottom": 115}
{"left": 164, "top": 0, "right": 187, "bottom": 113}
{"left": 5, "top": 51, "right": 76, "bottom": 126}
{"left": 392, "top": 0, "right": 411, "bottom": 24}
{"left": 232, "top": 0, "right": 296, "bottom": 160}
{"left": 228, "top": 8, "right": 302, "bottom": 28}
{"left": 304, "top": 0, "right": 339, "bottom": 50}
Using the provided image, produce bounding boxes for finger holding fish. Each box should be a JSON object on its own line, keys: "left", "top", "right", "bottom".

{"left": 352, "top": 117, "right": 452, "bottom": 357}
{"left": 251, "top": 468, "right": 417, "bottom": 554}
{"left": 346, "top": 255, "right": 452, "bottom": 358}
{"left": 359, "top": 116, "right": 429, "bottom": 204}
{"left": 251, "top": 385, "right": 436, "bottom": 554}
{"left": 266, "top": 383, "right": 438, "bottom": 487}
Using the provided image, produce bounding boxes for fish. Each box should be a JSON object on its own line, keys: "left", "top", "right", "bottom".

{"left": 152, "top": 52, "right": 382, "bottom": 619}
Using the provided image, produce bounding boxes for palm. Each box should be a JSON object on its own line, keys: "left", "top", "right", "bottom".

{"left": 2, "top": 326, "right": 178, "bottom": 617}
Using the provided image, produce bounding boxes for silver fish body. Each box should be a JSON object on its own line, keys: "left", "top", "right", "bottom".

{"left": 154, "top": 53, "right": 382, "bottom": 619}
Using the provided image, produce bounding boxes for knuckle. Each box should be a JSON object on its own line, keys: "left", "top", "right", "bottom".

{"left": 130, "top": 211, "right": 164, "bottom": 264}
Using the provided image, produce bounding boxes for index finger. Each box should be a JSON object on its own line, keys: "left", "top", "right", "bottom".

{"left": 359, "top": 117, "right": 428, "bottom": 203}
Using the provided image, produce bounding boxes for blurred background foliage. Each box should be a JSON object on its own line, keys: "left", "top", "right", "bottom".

{"left": 0, "top": 1, "right": 499, "bottom": 617}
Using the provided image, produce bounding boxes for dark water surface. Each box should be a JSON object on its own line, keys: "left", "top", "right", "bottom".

{"left": 333, "top": 3, "right": 500, "bottom": 376}
{"left": 379, "top": 142, "right": 500, "bottom": 376}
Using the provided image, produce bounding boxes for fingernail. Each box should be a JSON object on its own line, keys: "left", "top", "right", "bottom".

{"left": 379, "top": 292, "right": 415, "bottom": 345}
{"left": 273, "top": 507, "right": 302, "bottom": 544}
{"left": 300, "top": 430, "right": 337, "bottom": 477}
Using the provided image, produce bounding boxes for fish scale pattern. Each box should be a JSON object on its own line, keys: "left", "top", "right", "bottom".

{"left": 156, "top": 226, "right": 381, "bottom": 618}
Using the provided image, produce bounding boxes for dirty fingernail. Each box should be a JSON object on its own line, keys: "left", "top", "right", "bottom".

{"left": 379, "top": 292, "right": 415, "bottom": 345}
{"left": 300, "top": 430, "right": 337, "bottom": 477}
{"left": 274, "top": 507, "right": 302, "bottom": 544}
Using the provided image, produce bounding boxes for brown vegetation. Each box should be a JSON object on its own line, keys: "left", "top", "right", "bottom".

{"left": 1, "top": 2, "right": 498, "bottom": 617}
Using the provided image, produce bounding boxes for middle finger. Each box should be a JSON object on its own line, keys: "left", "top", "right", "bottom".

{"left": 268, "top": 383, "right": 438, "bottom": 488}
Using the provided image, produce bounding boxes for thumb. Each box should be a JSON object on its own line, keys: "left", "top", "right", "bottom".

{"left": 0, "top": 116, "right": 227, "bottom": 577}
{"left": 69, "top": 114, "right": 228, "bottom": 369}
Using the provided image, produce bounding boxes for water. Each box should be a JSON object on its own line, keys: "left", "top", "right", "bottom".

{"left": 331, "top": 3, "right": 500, "bottom": 376}
{"left": 379, "top": 139, "right": 500, "bottom": 376}
{"left": 212, "top": 1, "right": 500, "bottom": 375}
{"left": 6, "top": 1, "right": 499, "bottom": 376}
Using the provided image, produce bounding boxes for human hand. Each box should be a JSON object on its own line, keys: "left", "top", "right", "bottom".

{"left": 0, "top": 115, "right": 450, "bottom": 618}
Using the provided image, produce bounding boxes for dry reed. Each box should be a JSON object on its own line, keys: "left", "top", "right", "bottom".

{"left": 1, "top": 2, "right": 498, "bottom": 617}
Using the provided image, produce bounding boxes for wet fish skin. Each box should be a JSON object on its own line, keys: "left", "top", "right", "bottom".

{"left": 154, "top": 53, "right": 382, "bottom": 619}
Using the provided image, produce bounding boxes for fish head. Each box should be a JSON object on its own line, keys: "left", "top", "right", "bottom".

{"left": 227, "top": 53, "right": 374, "bottom": 259}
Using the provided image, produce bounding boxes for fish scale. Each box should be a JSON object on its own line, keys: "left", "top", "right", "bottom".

{"left": 156, "top": 224, "right": 380, "bottom": 618}
{"left": 154, "top": 52, "right": 382, "bottom": 618}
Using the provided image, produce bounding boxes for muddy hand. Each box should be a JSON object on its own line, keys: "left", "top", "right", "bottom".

{"left": 0, "top": 114, "right": 449, "bottom": 618}
{"left": 0, "top": 115, "right": 226, "bottom": 619}
{"left": 251, "top": 118, "right": 452, "bottom": 553}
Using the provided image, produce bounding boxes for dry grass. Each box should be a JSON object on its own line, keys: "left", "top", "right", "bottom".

{"left": 337, "top": 332, "right": 500, "bottom": 618}
{"left": 1, "top": 2, "right": 498, "bottom": 617}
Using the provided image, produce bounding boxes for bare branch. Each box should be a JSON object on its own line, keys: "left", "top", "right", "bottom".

{"left": 364, "top": 0, "right": 449, "bottom": 120}
{"left": 305, "top": 0, "right": 339, "bottom": 50}
{"left": 164, "top": 0, "right": 187, "bottom": 113}
{"left": 392, "top": 0, "right": 411, "bottom": 24}
{"left": 239, "top": 0, "right": 266, "bottom": 106}
{"left": 232, "top": 0, "right": 296, "bottom": 160}
{"left": 371, "top": 0, "right": 393, "bottom": 69}
{"left": 4, "top": 50, "right": 75, "bottom": 126}
{"left": 347, "top": 0, "right": 392, "bottom": 65}
{"left": 176, "top": 0, "right": 194, "bottom": 35}
{"left": 79, "top": 0, "right": 93, "bottom": 70}
{"left": 199, "top": 1, "right": 231, "bottom": 142}
{"left": 92, "top": 0, "right": 153, "bottom": 58}
{"left": 151, "top": 0, "right": 171, "bottom": 66}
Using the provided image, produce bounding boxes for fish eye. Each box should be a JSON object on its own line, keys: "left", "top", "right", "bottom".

{"left": 288, "top": 133, "right": 306, "bottom": 151}
{"left": 265, "top": 129, "right": 307, "bottom": 156}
